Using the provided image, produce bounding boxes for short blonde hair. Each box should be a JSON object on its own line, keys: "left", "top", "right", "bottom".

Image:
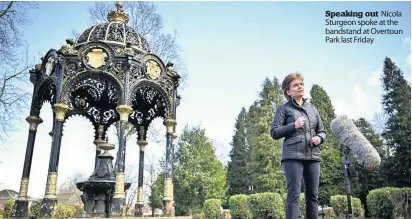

{"left": 281, "top": 72, "right": 304, "bottom": 99}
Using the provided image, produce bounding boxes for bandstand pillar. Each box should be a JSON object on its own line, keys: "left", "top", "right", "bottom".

{"left": 12, "top": 116, "right": 43, "bottom": 218}
{"left": 163, "top": 118, "right": 176, "bottom": 216}
{"left": 111, "top": 105, "right": 133, "bottom": 216}
{"left": 135, "top": 136, "right": 147, "bottom": 216}
{"left": 39, "top": 103, "right": 70, "bottom": 217}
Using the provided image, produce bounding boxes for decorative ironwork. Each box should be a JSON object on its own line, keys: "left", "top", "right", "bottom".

{"left": 141, "top": 37, "right": 150, "bottom": 53}
{"left": 129, "top": 82, "right": 170, "bottom": 132}
{"left": 20, "top": 2, "right": 181, "bottom": 217}
{"left": 31, "top": 78, "right": 57, "bottom": 116}
{"left": 129, "top": 64, "right": 143, "bottom": 81}
{"left": 73, "top": 22, "right": 151, "bottom": 54}
{"left": 107, "top": 22, "right": 124, "bottom": 43}
{"left": 65, "top": 61, "right": 79, "bottom": 78}
{"left": 111, "top": 60, "right": 127, "bottom": 81}
{"left": 125, "top": 27, "right": 140, "bottom": 47}
{"left": 89, "top": 23, "right": 109, "bottom": 42}
{"left": 66, "top": 75, "right": 121, "bottom": 138}
{"left": 77, "top": 26, "right": 93, "bottom": 44}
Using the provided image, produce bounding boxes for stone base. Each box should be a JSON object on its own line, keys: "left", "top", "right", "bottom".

{"left": 40, "top": 198, "right": 57, "bottom": 217}
{"left": 111, "top": 197, "right": 125, "bottom": 216}
{"left": 11, "top": 200, "right": 29, "bottom": 218}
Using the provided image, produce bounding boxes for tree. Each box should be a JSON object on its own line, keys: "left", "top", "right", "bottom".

{"left": 379, "top": 57, "right": 411, "bottom": 187}
{"left": 318, "top": 149, "right": 345, "bottom": 207}
{"left": 351, "top": 118, "right": 386, "bottom": 217}
{"left": 0, "top": 2, "right": 37, "bottom": 144}
{"left": 57, "top": 172, "right": 86, "bottom": 206}
{"left": 246, "top": 77, "right": 286, "bottom": 194}
{"left": 309, "top": 84, "right": 347, "bottom": 207}
{"left": 309, "top": 84, "right": 340, "bottom": 150}
{"left": 147, "top": 168, "right": 164, "bottom": 216}
{"left": 124, "top": 164, "right": 139, "bottom": 214}
{"left": 173, "top": 125, "right": 226, "bottom": 215}
{"left": 3, "top": 199, "right": 15, "bottom": 219}
{"left": 226, "top": 107, "right": 249, "bottom": 195}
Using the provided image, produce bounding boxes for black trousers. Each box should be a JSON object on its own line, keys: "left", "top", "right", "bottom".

{"left": 282, "top": 159, "right": 320, "bottom": 219}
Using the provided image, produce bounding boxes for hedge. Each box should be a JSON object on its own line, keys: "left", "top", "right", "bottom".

{"left": 2, "top": 200, "right": 15, "bottom": 219}
{"left": 247, "top": 192, "right": 285, "bottom": 219}
{"left": 229, "top": 194, "right": 252, "bottom": 219}
{"left": 367, "top": 187, "right": 411, "bottom": 219}
{"left": 330, "top": 195, "right": 363, "bottom": 217}
{"left": 204, "top": 199, "right": 222, "bottom": 219}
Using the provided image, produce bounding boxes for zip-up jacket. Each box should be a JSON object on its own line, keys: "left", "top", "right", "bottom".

{"left": 270, "top": 98, "right": 326, "bottom": 162}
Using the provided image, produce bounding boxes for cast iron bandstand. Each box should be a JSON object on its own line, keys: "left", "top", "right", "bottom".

{"left": 12, "top": 2, "right": 180, "bottom": 217}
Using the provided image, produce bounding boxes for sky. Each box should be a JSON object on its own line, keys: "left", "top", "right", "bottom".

{"left": 0, "top": 1, "right": 410, "bottom": 200}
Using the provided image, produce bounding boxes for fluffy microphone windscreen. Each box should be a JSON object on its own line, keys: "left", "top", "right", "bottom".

{"left": 330, "top": 115, "right": 381, "bottom": 169}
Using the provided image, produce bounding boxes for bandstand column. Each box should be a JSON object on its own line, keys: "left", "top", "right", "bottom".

{"left": 135, "top": 139, "right": 147, "bottom": 216}
{"left": 163, "top": 118, "right": 176, "bottom": 216}
{"left": 40, "top": 103, "right": 70, "bottom": 217}
{"left": 12, "top": 116, "right": 43, "bottom": 218}
{"left": 93, "top": 125, "right": 105, "bottom": 169}
{"left": 112, "top": 105, "right": 133, "bottom": 216}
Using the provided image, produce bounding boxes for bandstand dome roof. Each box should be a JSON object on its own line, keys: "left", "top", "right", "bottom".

{"left": 73, "top": 2, "right": 151, "bottom": 54}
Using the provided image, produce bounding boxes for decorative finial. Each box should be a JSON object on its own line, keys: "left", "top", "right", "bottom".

{"left": 107, "top": 1, "right": 129, "bottom": 24}
{"left": 116, "top": 1, "right": 123, "bottom": 11}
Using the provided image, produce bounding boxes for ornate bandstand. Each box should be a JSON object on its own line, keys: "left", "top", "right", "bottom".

{"left": 12, "top": 2, "right": 180, "bottom": 217}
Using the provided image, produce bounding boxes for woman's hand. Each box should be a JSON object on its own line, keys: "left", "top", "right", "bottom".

{"left": 295, "top": 116, "right": 305, "bottom": 129}
{"left": 311, "top": 136, "right": 321, "bottom": 145}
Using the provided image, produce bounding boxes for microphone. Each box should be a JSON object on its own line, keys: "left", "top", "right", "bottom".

{"left": 330, "top": 115, "right": 381, "bottom": 171}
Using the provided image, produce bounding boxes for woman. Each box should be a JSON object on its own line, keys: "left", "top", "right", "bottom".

{"left": 270, "top": 73, "right": 326, "bottom": 219}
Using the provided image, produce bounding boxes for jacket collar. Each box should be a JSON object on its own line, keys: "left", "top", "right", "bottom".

{"left": 289, "top": 97, "right": 308, "bottom": 108}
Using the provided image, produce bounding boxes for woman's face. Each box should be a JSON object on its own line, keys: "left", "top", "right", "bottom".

{"left": 287, "top": 78, "right": 304, "bottom": 99}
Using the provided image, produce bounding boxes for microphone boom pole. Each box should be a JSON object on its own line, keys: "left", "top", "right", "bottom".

{"left": 330, "top": 115, "right": 382, "bottom": 219}
{"left": 343, "top": 146, "right": 353, "bottom": 219}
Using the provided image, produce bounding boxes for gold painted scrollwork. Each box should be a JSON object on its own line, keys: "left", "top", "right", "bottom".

{"left": 114, "top": 172, "right": 125, "bottom": 199}
{"left": 137, "top": 186, "right": 144, "bottom": 204}
{"left": 18, "top": 178, "right": 29, "bottom": 200}
{"left": 45, "top": 172, "right": 58, "bottom": 199}
{"left": 163, "top": 178, "right": 173, "bottom": 200}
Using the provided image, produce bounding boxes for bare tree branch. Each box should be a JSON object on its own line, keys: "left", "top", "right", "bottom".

{"left": 0, "top": 2, "right": 13, "bottom": 18}
{"left": 0, "top": 2, "right": 37, "bottom": 146}
{"left": 371, "top": 112, "right": 388, "bottom": 134}
{"left": 88, "top": 1, "right": 111, "bottom": 25}
{"left": 143, "top": 157, "right": 163, "bottom": 216}
{"left": 124, "top": 164, "right": 139, "bottom": 214}
{"left": 57, "top": 172, "right": 86, "bottom": 206}
{"left": 0, "top": 45, "right": 34, "bottom": 144}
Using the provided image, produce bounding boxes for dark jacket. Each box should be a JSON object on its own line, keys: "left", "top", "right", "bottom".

{"left": 270, "top": 98, "right": 326, "bottom": 162}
